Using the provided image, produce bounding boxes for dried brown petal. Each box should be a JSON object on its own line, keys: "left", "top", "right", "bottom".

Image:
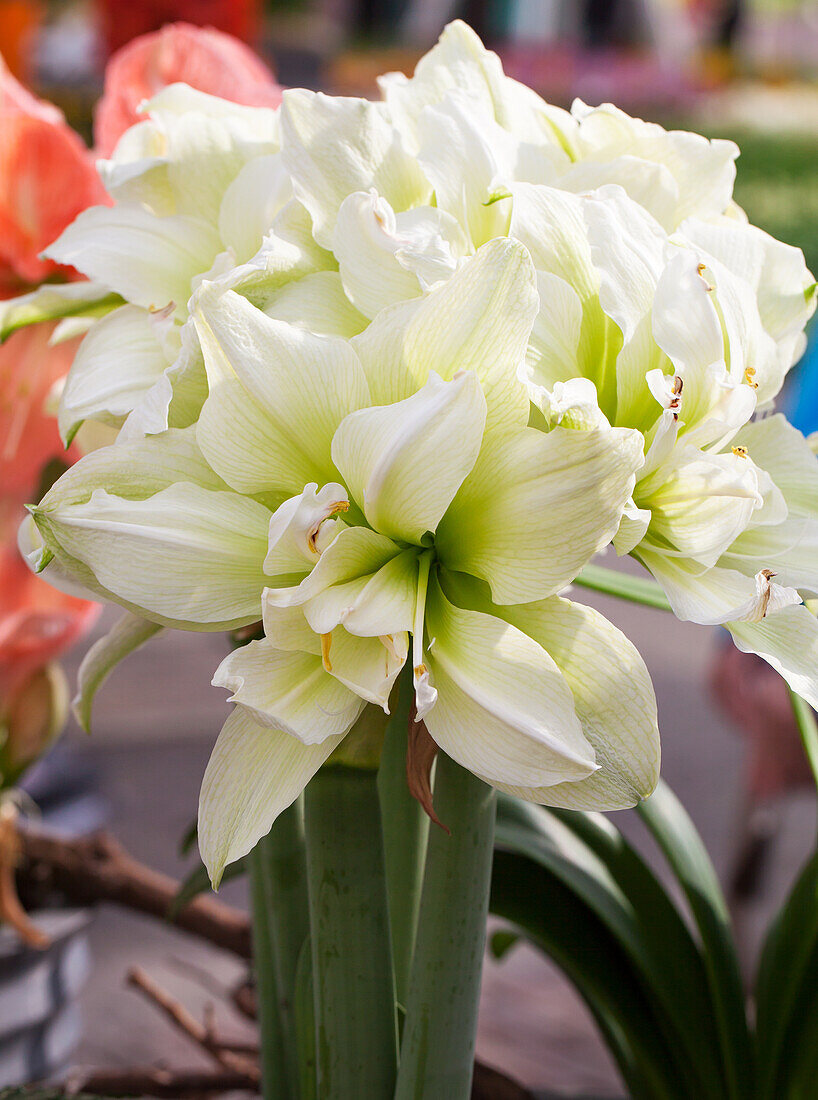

{"left": 406, "top": 702, "right": 449, "bottom": 833}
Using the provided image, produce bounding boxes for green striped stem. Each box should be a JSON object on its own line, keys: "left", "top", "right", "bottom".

{"left": 395, "top": 753, "right": 497, "bottom": 1100}
{"left": 304, "top": 763, "right": 398, "bottom": 1099}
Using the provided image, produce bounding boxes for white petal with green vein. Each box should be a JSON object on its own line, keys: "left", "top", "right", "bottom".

{"left": 73, "top": 613, "right": 163, "bottom": 732}
{"left": 332, "top": 370, "right": 486, "bottom": 544}
{"left": 437, "top": 424, "right": 643, "bottom": 603}
{"left": 423, "top": 581, "right": 596, "bottom": 787}
{"left": 194, "top": 287, "right": 369, "bottom": 495}
{"left": 199, "top": 707, "right": 344, "bottom": 885}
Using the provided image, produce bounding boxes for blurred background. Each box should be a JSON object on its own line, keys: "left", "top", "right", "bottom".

{"left": 2, "top": 0, "right": 818, "bottom": 1096}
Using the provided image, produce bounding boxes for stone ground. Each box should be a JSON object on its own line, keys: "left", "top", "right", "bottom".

{"left": 54, "top": 562, "right": 815, "bottom": 1098}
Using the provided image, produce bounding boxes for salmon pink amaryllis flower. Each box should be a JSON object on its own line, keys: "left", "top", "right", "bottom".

{"left": 0, "top": 57, "right": 106, "bottom": 293}
{"left": 0, "top": 322, "right": 100, "bottom": 790}
{"left": 94, "top": 21, "right": 283, "bottom": 156}
{"left": 0, "top": 62, "right": 101, "bottom": 785}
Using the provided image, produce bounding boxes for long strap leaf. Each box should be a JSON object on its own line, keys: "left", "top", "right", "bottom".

{"left": 755, "top": 849, "right": 818, "bottom": 1099}
{"left": 637, "top": 781, "right": 754, "bottom": 1099}
{"left": 491, "top": 845, "right": 681, "bottom": 1100}
{"left": 495, "top": 797, "right": 721, "bottom": 1098}
{"left": 548, "top": 804, "right": 730, "bottom": 1094}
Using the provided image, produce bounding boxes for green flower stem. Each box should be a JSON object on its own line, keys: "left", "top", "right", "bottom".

{"left": 249, "top": 797, "right": 310, "bottom": 1100}
{"left": 304, "top": 764, "right": 398, "bottom": 1099}
{"left": 394, "top": 753, "right": 497, "bottom": 1100}
{"left": 575, "top": 562, "right": 673, "bottom": 612}
{"left": 377, "top": 667, "right": 430, "bottom": 1011}
{"left": 787, "top": 686, "right": 818, "bottom": 797}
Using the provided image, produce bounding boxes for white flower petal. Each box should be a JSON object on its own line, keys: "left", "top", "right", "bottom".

{"left": 193, "top": 287, "right": 370, "bottom": 495}
{"left": 265, "top": 525, "right": 404, "bottom": 613}
{"left": 73, "top": 613, "right": 162, "bottom": 732}
{"left": 45, "top": 204, "right": 222, "bottom": 317}
{"left": 34, "top": 480, "right": 271, "bottom": 628}
{"left": 635, "top": 550, "right": 758, "bottom": 625}
{"left": 333, "top": 190, "right": 465, "bottom": 317}
{"left": 736, "top": 414, "right": 818, "bottom": 518}
{"left": 351, "top": 238, "right": 536, "bottom": 430}
{"left": 58, "top": 305, "right": 170, "bottom": 443}
{"left": 262, "top": 271, "right": 367, "bottom": 338}
{"left": 303, "top": 549, "right": 418, "bottom": 637}
{"left": 523, "top": 272, "right": 583, "bottom": 391}
{"left": 280, "top": 89, "right": 430, "bottom": 248}
{"left": 729, "top": 603, "right": 818, "bottom": 710}
{"left": 437, "top": 424, "right": 643, "bottom": 603}
{"left": 485, "top": 594, "right": 660, "bottom": 809}
{"left": 332, "top": 370, "right": 487, "bottom": 544}
{"left": 423, "top": 580, "right": 596, "bottom": 787}
{"left": 571, "top": 100, "right": 737, "bottom": 226}
{"left": 199, "top": 707, "right": 344, "bottom": 885}
{"left": 218, "top": 154, "right": 292, "bottom": 264}
{"left": 0, "top": 282, "right": 118, "bottom": 342}
{"left": 416, "top": 93, "right": 516, "bottom": 248}
{"left": 213, "top": 639, "right": 364, "bottom": 743}
{"left": 264, "top": 483, "right": 350, "bottom": 576}
{"left": 640, "top": 446, "right": 763, "bottom": 568}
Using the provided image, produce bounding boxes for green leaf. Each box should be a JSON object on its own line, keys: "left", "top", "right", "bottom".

{"left": 489, "top": 928, "right": 520, "bottom": 960}
{"left": 548, "top": 804, "right": 729, "bottom": 1093}
{"left": 377, "top": 665, "right": 429, "bottom": 1009}
{"left": 637, "top": 781, "right": 754, "bottom": 1099}
{"left": 178, "top": 818, "right": 198, "bottom": 857}
{"left": 787, "top": 687, "right": 818, "bottom": 794}
{"left": 491, "top": 844, "right": 680, "bottom": 1100}
{"left": 169, "top": 856, "right": 247, "bottom": 919}
{"left": 575, "top": 562, "right": 673, "bottom": 612}
{"left": 494, "top": 796, "right": 722, "bottom": 1098}
{"left": 755, "top": 850, "right": 818, "bottom": 1098}
{"left": 249, "top": 799, "right": 310, "bottom": 1100}
{"left": 250, "top": 842, "right": 290, "bottom": 1100}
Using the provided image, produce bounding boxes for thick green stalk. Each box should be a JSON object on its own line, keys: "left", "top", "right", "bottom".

{"left": 395, "top": 753, "right": 497, "bottom": 1100}
{"left": 787, "top": 686, "right": 818, "bottom": 796}
{"left": 250, "top": 797, "right": 310, "bottom": 1100}
{"left": 304, "top": 764, "right": 398, "bottom": 1099}
{"left": 575, "top": 562, "right": 673, "bottom": 612}
{"left": 377, "top": 667, "right": 430, "bottom": 1011}
{"left": 250, "top": 853, "right": 283, "bottom": 1099}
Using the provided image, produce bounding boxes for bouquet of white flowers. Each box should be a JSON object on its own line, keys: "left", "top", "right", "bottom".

{"left": 6, "top": 22, "right": 817, "bottom": 1098}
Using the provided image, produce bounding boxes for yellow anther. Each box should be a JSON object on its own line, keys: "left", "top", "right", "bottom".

{"left": 732, "top": 446, "right": 748, "bottom": 458}
{"left": 414, "top": 663, "right": 428, "bottom": 678}
{"left": 743, "top": 366, "right": 758, "bottom": 389}
{"left": 696, "top": 262, "right": 714, "bottom": 291}
{"left": 320, "top": 633, "right": 333, "bottom": 672}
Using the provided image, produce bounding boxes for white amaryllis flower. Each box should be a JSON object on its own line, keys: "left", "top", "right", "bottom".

{"left": 27, "top": 243, "right": 658, "bottom": 882}
{"left": 1, "top": 85, "right": 294, "bottom": 444}
{"left": 268, "top": 22, "right": 818, "bottom": 704}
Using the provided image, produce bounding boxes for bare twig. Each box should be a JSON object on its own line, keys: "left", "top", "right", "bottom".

{"left": 16, "top": 825, "right": 251, "bottom": 957}
{"left": 0, "top": 803, "right": 49, "bottom": 949}
{"left": 65, "top": 1065, "right": 257, "bottom": 1097}
{"left": 126, "top": 966, "right": 259, "bottom": 1082}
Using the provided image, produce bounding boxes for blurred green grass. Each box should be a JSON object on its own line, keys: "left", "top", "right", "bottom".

{"left": 723, "top": 130, "right": 818, "bottom": 278}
